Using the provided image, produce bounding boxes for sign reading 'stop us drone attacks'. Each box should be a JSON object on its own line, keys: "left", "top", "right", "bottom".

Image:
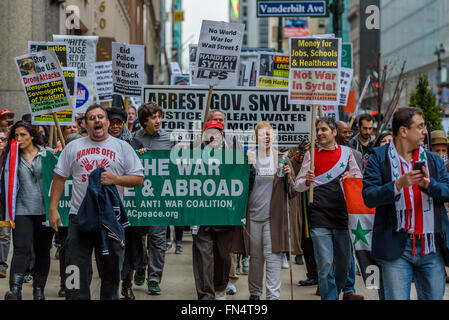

{"left": 143, "top": 85, "right": 311, "bottom": 147}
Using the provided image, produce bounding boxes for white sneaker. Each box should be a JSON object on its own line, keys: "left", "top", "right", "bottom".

{"left": 215, "top": 290, "right": 227, "bottom": 300}
{"left": 282, "top": 254, "right": 289, "bottom": 269}
{"left": 226, "top": 281, "right": 237, "bottom": 295}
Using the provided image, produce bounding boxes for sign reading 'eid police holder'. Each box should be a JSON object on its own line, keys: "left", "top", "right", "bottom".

{"left": 257, "top": 0, "right": 329, "bottom": 17}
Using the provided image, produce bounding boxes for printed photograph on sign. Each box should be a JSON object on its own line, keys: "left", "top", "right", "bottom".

{"left": 257, "top": 52, "right": 290, "bottom": 87}
{"left": 288, "top": 36, "right": 342, "bottom": 105}
{"left": 28, "top": 41, "right": 69, "bottom": 67}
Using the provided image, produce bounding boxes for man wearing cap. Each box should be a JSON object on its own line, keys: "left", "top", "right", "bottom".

{"left": 104, "top": 106, "right": 146, "bottom": 300}
{"left": 106, "top": 107, "right": 135, "bottom": 146}
{"left": 191, "top": 119, "right": 237, "bottom": 300}
{"left": 431, "top": 130, "right": 448, "bottom": 159}
{"left": 0, "top": 109, "right": 14, "bottom": 132}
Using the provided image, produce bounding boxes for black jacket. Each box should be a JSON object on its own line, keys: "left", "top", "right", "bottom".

{"left": 76, "top": 168, "right": 129, "bottom": 255}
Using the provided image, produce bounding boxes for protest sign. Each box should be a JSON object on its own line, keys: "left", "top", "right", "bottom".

{"left": 189, "top": 44, "right": 198, "bottom": 85}
{"left": 192, "top": 20, "right": 245, "bottom": 86}
{"left": 339, "top": 67, "right": 353, "bottom": 106}
{"left": 321, "top": 105, "right": 339, "bottom": 121}
{"left": 172, "top": 74, "right": 190, "bottom": 85}
{"left": 143, "top": 85, "right": 312, "bottom": 147}
{"left": 94, "top": 61, "right": 113, "bottom": 102}
{"left": 257, "top": 52, "right": 289, "bottom": 87}
{"left": 53, "top": 35, "right": 98, "bottom": 114}
{"left": 288, "top": 36, "right": 341, "bottom": 105}
{"left": 112, "top": 42, "right": 145, "bottom": 97}
{"left": 28, "top": 41, "right": 68, "bottom": 67}
{"left": 42, "top": 150, "right": 249, "bottom": 226}
{"left": 15, "top": 50, "right": 72, "bottom": 117}
{"left": 239, "top": 61, "right": 255, "bottom": 86}
{"left": 283, "top": 18, "right": 310, "bottom": 38}
{"left": 32, "top": 67, "right": 77, "bottom": 125}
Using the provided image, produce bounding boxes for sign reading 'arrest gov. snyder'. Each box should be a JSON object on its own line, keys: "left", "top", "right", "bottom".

{"left": 143, "top": 85, "right": 312, "bottom": 146}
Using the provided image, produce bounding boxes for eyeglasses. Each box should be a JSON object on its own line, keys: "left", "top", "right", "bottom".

{"left": 0, "top": 137, "right": 7, "bottom": 142}
{"left": 87, "top": 114, "right": 105, "bottom": 121}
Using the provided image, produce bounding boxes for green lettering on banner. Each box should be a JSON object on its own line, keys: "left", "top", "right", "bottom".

{"left": 42, "top": 150, "right": 250, "bottom": 226}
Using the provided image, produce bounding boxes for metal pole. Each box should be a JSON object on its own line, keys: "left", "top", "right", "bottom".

{"left": 285, "top": 174, "right": 294, "bottom": 300}
{"left": 278, "top": 17, "right": 283, "bottom": 53}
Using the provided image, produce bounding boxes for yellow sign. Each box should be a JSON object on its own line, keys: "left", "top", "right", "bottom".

{"left": 173, "top": 11, "right": 184, "bottom": 23}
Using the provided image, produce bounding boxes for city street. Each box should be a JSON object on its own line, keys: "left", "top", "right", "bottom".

{"left": 1, "top": 230, "right": 448, "bottom": 301}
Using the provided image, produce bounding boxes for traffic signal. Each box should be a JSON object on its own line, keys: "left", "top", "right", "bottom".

{"left": 375, "top": 82, "right": 381, "bottom": 89}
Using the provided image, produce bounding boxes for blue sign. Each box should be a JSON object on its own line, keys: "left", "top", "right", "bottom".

{"left": 76, "top": 82, "right": 89, "bottom": 109}
{"left": 257, "top": 1, "right": 328, "bottom": 17}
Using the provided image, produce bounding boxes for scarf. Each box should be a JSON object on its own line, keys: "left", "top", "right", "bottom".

{"left": 313, "top": 145, "right": 351, "bottom": 187}
{"left": 4, "top": 140, "right": 19, "bottom": 227}
{"left": 388, "top": 141, "right": 435, "bottom": 255}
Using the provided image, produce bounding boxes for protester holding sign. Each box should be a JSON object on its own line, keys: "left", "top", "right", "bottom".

{"left": 294, "top": 116, "right": 362, "bottom": 300}
{"left": 2, "top": 121, "right": 54, "bottom": 300}
{"left": 132, "top": 102, "right": 176, "bottom": 296}
{"left": 48, "top": 104, "right": 144, "bottom": 300}
{"left": 242, "top": 122, "right": 298, "bottom": 300}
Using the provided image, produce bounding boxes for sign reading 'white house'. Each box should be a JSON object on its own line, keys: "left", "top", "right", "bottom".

{"left": 257, "top": 1, "right": 328, "bottom": 17}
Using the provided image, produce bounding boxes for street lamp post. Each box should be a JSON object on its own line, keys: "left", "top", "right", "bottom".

{"left": 330, "top": 0, "right": 344, "bottom": 38}
{"left": 435, "top": 43, "right": 446, "bottom": 71}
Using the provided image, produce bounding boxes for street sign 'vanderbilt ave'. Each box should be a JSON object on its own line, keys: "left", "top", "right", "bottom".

{"left": 257, "top": 1, "right": 328, "bottom": 17}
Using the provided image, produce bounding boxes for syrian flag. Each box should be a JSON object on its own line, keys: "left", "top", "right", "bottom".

{"left": 342, "top": 177, "right": 381, "bottom": 289}
{"left": 4, "top": 139, "right": 19, "bottom": 225}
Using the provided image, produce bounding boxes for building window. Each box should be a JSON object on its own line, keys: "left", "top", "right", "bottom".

{"left": 243, "top": 34, "right": 248, "bottom": 46}
{"left": 318, "top": 20, "right": 326, "bottom": 28}
{"left": 243, "top": 6, "right": 248, "bottom": 17}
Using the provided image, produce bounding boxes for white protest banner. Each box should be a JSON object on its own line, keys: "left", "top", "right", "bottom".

{"left": 192, "top": 20, "right": 245, "bottom": 86}
{"left": 28, "top": 41, "right": 69, "bottom": 67}
{"left": 339, "top": 67, "right": 353, "bottom": 106}
{"left": 32, "top": 67, "right": 77, "bottom": 125}
{"left": 189, "top": 44, "right": 198, "bottom": 84}
{"left": 240, "top": 61, "right": 254, "bottom": 86}
{"left": 53, "top": 35, "right": 98, "bottom": 114}
{"left": 170, "top": 62, "right": 182, "bottom": 75}
{"left": 288, "top": 35, "right": 342, "bottom": 105}
{"left": 143, "top": 85, "right": 311, "bottom": 147}
{"left": 112, "top": 42, "right": 145, "bottom": 98}
{"left": 94, "top": 61, "right": 113, "bottom": 102}
{"left": 257, "top": 52, "right": 289, "bottom": 87}
{"left": 15, "top": 50, "right": 72, "bottom": 117}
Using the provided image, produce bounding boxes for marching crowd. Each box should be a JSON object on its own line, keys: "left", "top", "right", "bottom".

{"left": 1, "top": 101, "right": 449, "bottom": 301}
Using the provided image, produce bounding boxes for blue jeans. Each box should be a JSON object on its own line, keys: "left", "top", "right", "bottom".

{"left": 343, "top": 245, "right": 356, "bottom": 294}
{"left": 310, "top": 228, "right": 351, "bottom": 300}
{"left": 377, "top": 237, "right": 445, "bottom": 300}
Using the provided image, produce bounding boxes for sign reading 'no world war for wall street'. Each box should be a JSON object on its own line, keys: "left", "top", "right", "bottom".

{"left": 112, "top": 42, "right": 145, "bottom": 97}
{"left": 15, "top": 50, "right": 72, "bottom": 117}
{"left": 32, "top": 67, "right": 78, "bottom": 126}
{"left": 28, "top": 41, "right": 68, "bottom": 67}
{"left": 143, "top": 86, "right": 312, "bottom": 147}
{"left": 42, "top": 150, "right": 249, "bottom": 226}
{"left": 289, "top": 36, "right": 341, "bottom": 105}
{"left": 192, "top": 20, "right": 245, "bottom": 86}
{"left": 53, "top": 35, "right": 98, "bottom": 114}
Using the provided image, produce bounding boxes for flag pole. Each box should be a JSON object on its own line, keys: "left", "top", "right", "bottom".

{"left": 52, "top": 113, "right": 65, "bottom": 149}
{"left": 309, "top": 105, "right": 317, "bottom": 204}
{"left": 202, "top": 85, "right": 214, "bottom": 134}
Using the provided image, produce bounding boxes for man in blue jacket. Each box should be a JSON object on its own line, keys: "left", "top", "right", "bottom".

{"left": 363, "top": 107, "right": 449, "bottom": 300}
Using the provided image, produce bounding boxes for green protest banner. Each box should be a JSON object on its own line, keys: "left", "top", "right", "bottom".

{"left": 42, "top": 149, "right": 250, "bottom": 226}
